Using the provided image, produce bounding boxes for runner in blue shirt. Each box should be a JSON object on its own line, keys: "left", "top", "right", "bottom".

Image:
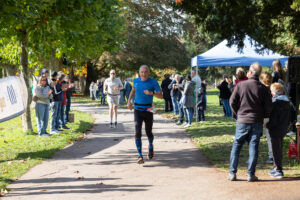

{"left": 127, "top": 65, "right": 163, "bottom": 164}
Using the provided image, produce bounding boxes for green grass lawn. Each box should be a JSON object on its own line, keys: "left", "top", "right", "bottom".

{"left": 154, "top": 89, "right": 300, "bottom": 176}
{"left": 0, "top": 107, "right": 93, "bottom": 190}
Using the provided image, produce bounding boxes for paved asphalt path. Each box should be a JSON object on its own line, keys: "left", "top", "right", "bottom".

{"left": 3, "top": 103, "right": 300, "bottom": 200}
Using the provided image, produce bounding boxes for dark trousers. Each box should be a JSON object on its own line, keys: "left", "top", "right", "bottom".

{"left": 270, "top": 136, "right": 284, "bottom": 172}
{"left": 164, "top": 98, "right": 173, "bottom": 112}
{"left": 198, "top": 108, "right": 205, "bottom": 121}
{"left": 134, "top": 109, "right": 154, "bottom": 140}
{"left": 100, "top": 92, "right": 106, "bottom": 105}
{"left": 179, "top": 103, "right": 187, "bottom": 123}
{"left": 65, "top": 98, "right": 71, "bottom": 122}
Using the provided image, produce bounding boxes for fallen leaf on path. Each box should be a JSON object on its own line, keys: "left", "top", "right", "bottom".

{"left": 67, "top": 139, "right": 73, "bottom": 144}
{"left": 87, "top": 152, "right": 91, "bottom": 155}
{"left": 113, "top": 139, "right": 119, "bottom": 141}
{"left": 40, "top": 189, "right": 47, "bottom": 192}
{"left": 76, "top": 176, "right": 84, "bottom": 180}
{"left": 96, "top": 182, "right": 104, "bottom": 185}
{"left": 74, "top": 170, "right": 80, "bottom": 174}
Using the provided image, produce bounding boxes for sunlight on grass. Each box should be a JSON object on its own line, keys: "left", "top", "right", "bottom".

{"left": 0, "top": 108, "right": 93, "bottom": 189}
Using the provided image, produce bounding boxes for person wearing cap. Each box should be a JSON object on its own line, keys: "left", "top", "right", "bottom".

{"left": 104, "top": 70, "right": 123, "bottom": 128}
{"left": 41, "top": 68, "right": 49, "bottom": 86}
{"left": 217, "top": 74, "right": 232, "bottom": 117}
{"left": 49, "top": 72, "right": 62, "bottom": 134}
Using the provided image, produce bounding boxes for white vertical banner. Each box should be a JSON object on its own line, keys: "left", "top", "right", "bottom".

{"left": 0, "top": 76, "right": 28, "bottom": 123}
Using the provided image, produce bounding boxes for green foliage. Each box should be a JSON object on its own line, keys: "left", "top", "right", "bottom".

{"left": 175, "top": 0, "right": 300, "bottom": 56}
{"left": 108, "top": 0, "right": 190, "bottom": 72}
{"left": 0, "top": 109, "right": 93, "bottom": 189}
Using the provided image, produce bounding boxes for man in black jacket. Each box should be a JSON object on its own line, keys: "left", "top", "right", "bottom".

{"left": 217, "top": 74, "right": 232, "bottom": 117}
{"left": 161, "top": 74, "right": 173, "bottom": 112}
{"left": 228, "top": 62, "right": 272, "bottom": 182}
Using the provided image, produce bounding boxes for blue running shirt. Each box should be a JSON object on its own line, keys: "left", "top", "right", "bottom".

{"left": 133, "top": 78, "right": 161, "bottom": 111}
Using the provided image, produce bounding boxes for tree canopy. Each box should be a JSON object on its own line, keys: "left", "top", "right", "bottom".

{"left": 175, "top": 0, "right": 300, "bottom": 56}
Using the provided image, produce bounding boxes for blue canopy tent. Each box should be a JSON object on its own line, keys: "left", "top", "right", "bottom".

{"left": 190, "top": 36, "right": 288, "bottom": 122}
{"left": 191, "top": 36, "right": 288, "bottom": 67}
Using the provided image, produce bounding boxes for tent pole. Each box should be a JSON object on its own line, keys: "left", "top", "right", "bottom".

{"left": 196, "top": 67, "right": 198, "bottom": 122}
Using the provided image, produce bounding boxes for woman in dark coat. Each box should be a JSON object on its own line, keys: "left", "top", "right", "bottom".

{"left": 161, "top": 74, "right": 173, "bottom": 112}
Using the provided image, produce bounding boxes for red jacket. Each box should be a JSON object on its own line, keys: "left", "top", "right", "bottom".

{"left": 234, "top": 77, "right": 248, "bottom": 86}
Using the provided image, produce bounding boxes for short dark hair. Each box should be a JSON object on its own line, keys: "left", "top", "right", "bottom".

{"left": 186, "top": 74, "right": 192, "bottom": 81}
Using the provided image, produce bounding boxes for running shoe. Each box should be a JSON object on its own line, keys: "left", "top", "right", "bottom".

{"left": 114, "top": 122, "right": 117, "bottom": 128}
{"left": 148, "top": 148, "right": 154, "bottom": 160}
{"left": 110, "top": 123, "right": 113, "bottom": 128}
{"left": 137, "top": 156, "right": 144, "bottom": 164}
{"left": 227, "top": 173, "right": 237, "bottom": 181}
{"left": 270, "top": 171, "right": 284, "bottom": 179}
{"left": 176, "top": 121, "right": 183, "bottom": 125}
{"left": 247, "top": 174, "right": 258, "bottom": 182}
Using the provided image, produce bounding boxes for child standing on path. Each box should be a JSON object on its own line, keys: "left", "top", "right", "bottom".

{"left": 267, "top": 83, "right": 290, "bottom": 179}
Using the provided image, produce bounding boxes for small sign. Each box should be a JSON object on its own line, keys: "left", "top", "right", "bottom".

{"left": 0, "top": 76, "right": 28, "bottom": 123}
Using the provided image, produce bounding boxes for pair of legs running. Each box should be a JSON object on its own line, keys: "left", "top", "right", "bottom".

{"left": 108, "top": 103, "right": 118, "bottom": 128}
{"left": 134, "top": 109, "right": 154, "bottom": 164}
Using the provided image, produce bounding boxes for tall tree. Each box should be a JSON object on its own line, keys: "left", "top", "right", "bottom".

{"left": 0, "top": 0, "right": 125, "bottom": 131}
{"left": 175, "top": 0, "right": 300, "bottom": 56}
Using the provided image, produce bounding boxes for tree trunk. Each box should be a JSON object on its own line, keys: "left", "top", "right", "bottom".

{"left": 79, "top": 75, "right": 85, "bottom": 94}
{"left": 20, "top": 30, "right": 33, "bottom": 132}
{"left": 84, "top": 61, "right": 98, "bottom": 95}
{"left": 50, "top": 48, "right": 56, "bottom": 71}
{"left": 57, "top": 58, "right": 64, "bottom": 71}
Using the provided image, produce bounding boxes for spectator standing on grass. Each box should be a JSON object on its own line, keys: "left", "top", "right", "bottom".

{"left": 35, "top": 77, "right": 52, "bottom": 137}
{"left": 161, "top": 74, "right": 173, "bottom": 112}
{"left": 127, "top": 65, "right": 163, "bottom": 164}
{"left": 168, "top": 74, "right": 182, "bottom": 115}
{"left": 228, "top": 62, "right": 272, "bottom": 182}
{"left": 59, "top": 81, "right": 70, "bottom": 130}
{"left": 65, "top": 76, "right": 75, "bottom": 123}
{"left": 49, "top": 72, "right": 62, "bottom": 135}
{"left": 182, "top": 74, "right": 195, "bottom": 128}
{"left": 99, "top": 78, "right": 106, "bottom": 105}
{"left": 175, "top": 75, "right": 187, "bottom": 125}
{"left": 89, "top": 82, "right": 96, "bottom": 100}
{"left": 259, "top": 72, "right": 274, "bottom": 164}
{"left": 197, "top": 87, "right": 206, "bottom": 122}
{"left": 124, "top": 79, "right": 132, "bottom": 103}
{"left": 217, "top": 74, "right": 232, "bottom": 117}
{"left": 267, "top": 83, "right": 290, "bottom": 179}
{"left": 55, "top": 73, "right": 65, "bottom": 131}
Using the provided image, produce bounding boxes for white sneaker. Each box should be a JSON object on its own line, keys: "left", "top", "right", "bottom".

{"left": 39, "top": 134, "right": 49, "bottom": 137}
{"left": 182, "top": 122, "right": 188, "bottom": 127}
{"left": 287, "top": 131, "right": 296, "bottom": 136}
{"left": 184, "top": 124, "right": 191, "bottom": 128}
{"left": 50, "top": 130, "right": 60, "bottom": 135}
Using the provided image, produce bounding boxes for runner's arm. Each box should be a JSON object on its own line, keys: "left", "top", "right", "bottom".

{"left": 127, "top": 88, "right": 135, "bottom": 110}
{"left": 153, "top": 91, "right": 163, "bottom": 99}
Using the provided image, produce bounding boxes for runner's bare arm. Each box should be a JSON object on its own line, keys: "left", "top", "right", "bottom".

{"left": 127, "top": 88, "right": 135, "bottom": 110}
{"left": 153, "top": 91, "right": 163, "bottom": 99}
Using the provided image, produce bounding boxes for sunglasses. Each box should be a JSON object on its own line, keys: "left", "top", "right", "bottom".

{"left": 110, "top": 73, "right": 116, "bottom": 75}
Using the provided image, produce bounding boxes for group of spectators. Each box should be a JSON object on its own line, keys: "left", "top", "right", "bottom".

{"left": 89, "top": 77, "right": 132, "bottom": 105}
{"left": 224, "top": 60, "right": 293, "bottom": 181}
{"left": 160, "top": 70, "right": 207, "bottom": 127}
{"left": 33, "top": 69, "right": 75, "bottom": 137}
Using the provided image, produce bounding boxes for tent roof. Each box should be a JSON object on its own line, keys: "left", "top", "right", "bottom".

{"left": 191, "top": 36, "right": 288, "bottom": 67}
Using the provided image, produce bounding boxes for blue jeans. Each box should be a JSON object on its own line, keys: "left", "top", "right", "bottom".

{"left": 55, "top": 102, "right": 62, "bottom": 129}
{"left": 100, "top": 92, "right": 106, "bottom": 105}
{"left": 59, "top": 104, "right": 66, "bottom": 128}
{"left": 65, "top": 98, "right": 71, "bottom": 123}
{"left": 178, "top": 103, "right": 187, "bottom": 123}
{"left": 222, "top": 99, "right": 232, "bottom": 117}
{"left": 171, "top": 96, "right": 179, "bottom": 114}
{"left": 229, "top": 123, "right": 263, "bottom": 175}
{"left": 184, "top": 107, "right": 194, "bottom": 125}
{"left": 50, "top": 101, "right": 59, "bottom": 132}
{"left": 35, "top": 103, "right": 49, "bottom": 135}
